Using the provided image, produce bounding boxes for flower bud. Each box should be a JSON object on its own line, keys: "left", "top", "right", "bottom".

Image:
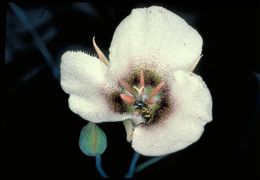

{"left": 79, "top": 122, "right": 107, "bottom": 156}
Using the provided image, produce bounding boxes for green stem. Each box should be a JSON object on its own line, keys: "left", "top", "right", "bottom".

{"left": 95, "top": 155, "right": 108, "bottom": 178}
{"left": 135, "top": 155, "right": 167, "bottom": 173}
{"left": 9, "top": 3, "right": 59, "bottom": 80}
{"left": 124, "top": 151, "right": 141, "bottom": 178}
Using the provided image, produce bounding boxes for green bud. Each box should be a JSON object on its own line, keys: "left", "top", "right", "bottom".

{"left": 79, "top": 122, "right": 107, "bottom": 156}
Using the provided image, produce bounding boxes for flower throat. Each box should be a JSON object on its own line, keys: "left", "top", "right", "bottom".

{"left": 119, "top": 70, "right": 166, "bottom": 126}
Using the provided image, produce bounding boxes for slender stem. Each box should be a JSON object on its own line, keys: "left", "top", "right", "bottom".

{"left": 9, "top": 3, "right": 60, "bottom": 80}
{"left": 124, "top": 151, "right": 141, "bottom": 178}
{"left": 95, "top": 155, "right": 108, "bottom": 178}
{"left": 21, "top": 66, "right": 43, "bottom": 82}
{"left": 135, "top": 155, "right": 167, "bottom": 173}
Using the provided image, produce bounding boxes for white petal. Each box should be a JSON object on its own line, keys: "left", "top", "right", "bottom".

{"left": 60, "top": 51, "right": 107, "bottom": 97}
{"left": 60, "top": 51, "right": 133, "bottom": 123}
{"left": 131, "top": 70, "right": 212, "bottom": 156}
{"left": 68, "top": 94, "right": 134, "bottom": 123}
{"left": 109, "top": 6, "right": 202, "bottom": 81}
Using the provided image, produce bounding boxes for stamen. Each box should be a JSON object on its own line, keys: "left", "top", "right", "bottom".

{"left": 140, "top": 70, "right": 145, "bottom": 87}
{"left": 146, "top": 98, "right": 155, "bottom": 105}
{"left": 149, "top": 82, "right": 165, "bottom": 98}
{"left": 120, "top": 94, "right": 135, "bottom": 105}
{"left": 92, "top": 36, "right": 109, "bottom": 66}
{"left": 119, "top": 80, "right": 133, "bottom": 94}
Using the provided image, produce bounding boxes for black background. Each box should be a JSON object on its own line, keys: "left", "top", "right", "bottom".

{"left": 3, "top": 2, "right": 259, "bottom": 179}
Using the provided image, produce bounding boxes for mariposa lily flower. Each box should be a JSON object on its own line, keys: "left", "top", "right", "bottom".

{"left": 60, "top": 6, "right": 212, "bottom": 156}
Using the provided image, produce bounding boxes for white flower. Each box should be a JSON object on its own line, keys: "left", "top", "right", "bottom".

{"left": 60, "top": 6, "right": 212, "bottom": 156}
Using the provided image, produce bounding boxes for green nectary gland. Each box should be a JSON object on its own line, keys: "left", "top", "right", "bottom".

{"left": 106, "top": 91, "right": 127, "bottom": 113}
{"left": 126, "top": 69, "right": 162, "bottom": 88}
{"left": 152, "top": 85, "right": 172, "bottom": 125}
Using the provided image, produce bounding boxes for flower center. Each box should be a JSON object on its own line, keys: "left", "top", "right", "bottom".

{"left": 119, "top": 70, "right": 166, "bottom": 126}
